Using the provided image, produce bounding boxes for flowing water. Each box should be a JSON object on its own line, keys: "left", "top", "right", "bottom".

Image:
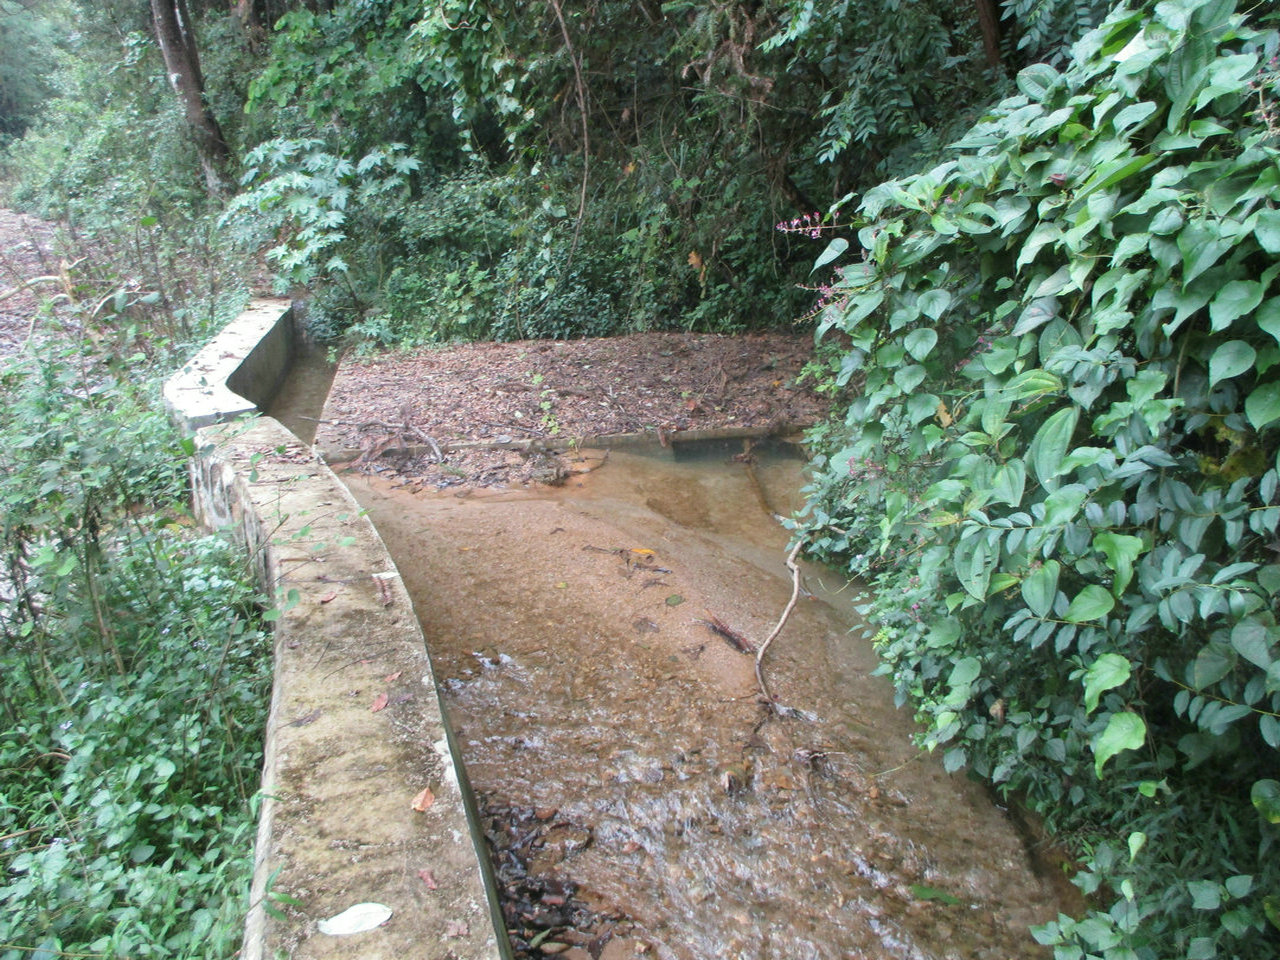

{"left": 332, "top": 440, "right": 1077, "bottom": 960}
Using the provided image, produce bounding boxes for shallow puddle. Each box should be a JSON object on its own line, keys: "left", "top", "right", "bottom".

{"left": 341, "top": 440, "right": 1074, "bottom": 960}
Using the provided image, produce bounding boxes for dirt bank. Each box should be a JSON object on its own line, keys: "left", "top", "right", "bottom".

{"left": 312, "top": 331, "right": 829, "bottom": 487}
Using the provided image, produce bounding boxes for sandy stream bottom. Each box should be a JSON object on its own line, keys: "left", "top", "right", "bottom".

{"left": 341, "top": 443, "right": 1073, "bottom": 960}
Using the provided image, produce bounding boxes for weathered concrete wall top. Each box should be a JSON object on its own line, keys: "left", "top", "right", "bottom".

{"left": 163, "top": 298, "right": 296, "bottom": 429}
{"left": 165, "top": 301, "right": 507, "bottom": 960}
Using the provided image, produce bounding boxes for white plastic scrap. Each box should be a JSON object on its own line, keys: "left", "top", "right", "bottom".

{"left": 316, "top": 902, "right": 393, "bottom": 936}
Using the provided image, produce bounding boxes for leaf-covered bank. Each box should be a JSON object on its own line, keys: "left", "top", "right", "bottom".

{"left": 797, "top": 2, "right": 1280, "bottom": 957}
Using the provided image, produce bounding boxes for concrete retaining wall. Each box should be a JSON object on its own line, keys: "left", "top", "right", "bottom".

{"left": 165, "top": 301, "right": 508, "bottom": 960}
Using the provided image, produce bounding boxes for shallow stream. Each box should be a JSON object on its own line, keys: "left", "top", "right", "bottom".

{"left": 332, "top": 440, "right": 1075, "bottom": 960}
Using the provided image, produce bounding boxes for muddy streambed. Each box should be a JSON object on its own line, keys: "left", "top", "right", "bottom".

{"left": 338, "top": 440, "right": 1074, "bottom": 960}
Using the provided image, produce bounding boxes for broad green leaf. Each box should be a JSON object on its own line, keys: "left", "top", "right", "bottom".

{"left": 918, "top": 289, "right": 951, "bottom": 319}
{"left": 1079, "top": 154, "right": 1157, "bottom": 198}
{"left": 904, "top": 328, "right": 938, "bottom": 361}
{"left": 1195, "top": 53, "right": 1259, "bottom": 110}
{"left": 948, "top": 656, "right": 981, "bottom": 690}
{"left": 991, "top": 460, "right": 1026, "bottom": 507}
{"left": 1093, "top": 532, "right": 1144, "bottom": 595}
{"left": 1149, "top": 206, "right": 1184, "bottom": 235}
{"left": 1021, "top": 560, "right": 1060, "bottom": 618}
{"left": 1245, "top": 381, "right": 1280, "bottom": 430}
{"left": 1230, "top": 619, "right": 1275, "bottom": 669}
{"left": 1253, "top": 208, "right": 1280, "bottom": 254}
{"left": 1178, "top": 220, "right": 1232, "bottom": 284}
{"left": 1042, "top": 484, "right": 1089, "bottom": 526}
{"left": 1262, "top": 715, "right": 1280, "bottom": 749}
{"left": 812, "top": 237, "right": 848, "bottom": 273}
{"left": 1258, "top": 298, "right": 1280, "bottom": 345}
{"left": 1208, "top": 340, "right": 1256, "bottom": 387}
{"left": 1012, "top": 296, "right": 1058, "bottom": 335}
{"left": 1127, "top": 831, "right": 1147, "bottom": 862}
{"left": 1093, "top": 711, "right": 1146, "bottom": 777}
{"left": 989, "top": 573, "right": 1019, "bottom": 595}
{"left": 1066, "top": 585, "right": 1116, "bottom": 623}
{"left": 1028, "top": 408, "right": 1079, "bottom": 489}
{"left": 999, "top": 369, "right": 1063, "bottom": 401}
{"left": 1255, "top": 209, "right": 1280, "bottom": 253}
{"left": 1084, "top": 653, "right": 1131, "bottom": 714}
{"left": 895, "top": 364, "right": 927, "bottom": 394}
{"left": 925, "top": 619, "right": 962, "bottom": 651}
{"left": 1188, "top": 880, "right": 1221, "bottom": 911}
{"left": 906, "top": 392, "right": 941, "bottom": 424}
{"left": 1113, "top": 101, "right": 1157, "bottom": 133}
{"left": 1208, "top": 280, "right": 1263, "bottom": 331}
{"left": 1190, "top": 645, "right": 1236, "bottom": 689}
{"left": 1225, "top": 875, "right": 1253, "bottom": 899}
{"left": 1252, "top": 779, "right": 1280, "bottom": 823}
{"left": 954, "top": 537, "right": 992, "bottom": 600}
{"left": 1017, "top": 63, "right": 1060, "bottom": 101}
{"left": 981, "top": 397, "right": 1013, "bottom": 436}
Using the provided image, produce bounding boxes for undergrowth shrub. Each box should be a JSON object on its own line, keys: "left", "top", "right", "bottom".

{"left": 1, "top": 28, "right": 205, "bottom": 224}
{"left": 0, "top": 339, "right": 271, "bottom": 958}
{"left": 227, "top": 138, "right": 806, "bottom": 344}
{"left": 798, "top": 2, "right": 1280, "bottom": 956}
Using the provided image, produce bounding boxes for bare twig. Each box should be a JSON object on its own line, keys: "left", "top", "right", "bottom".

{"left": 755, "top": 540, "right": 803, "bottom": 709}
{"left": 0, "top": 274, "right": 61, "bottom": 302}
{"left": 406, "top": 424, "right": 444, "bottom": 462}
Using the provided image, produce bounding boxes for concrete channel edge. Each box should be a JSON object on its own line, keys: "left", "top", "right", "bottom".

{"left": 164, "top": 300, "right": 510, "bottom": 960}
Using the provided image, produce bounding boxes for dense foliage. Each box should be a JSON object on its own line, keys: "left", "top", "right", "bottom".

{"left": 797, "top": 1, "right": 1280, "bottom": 956}
{"left": 0, "top": 150, "right": 267, "bottom": 955}
{"left": 222, "top": 0, "right": 1045, "bottom": 343}
{"left": 0, "top": 340, "right": 272, "bottom": 958}
{"left": 18, "top": 0, "right": 1280, "bottom": 956}
{"left": 0, "top": 0, "right": 64, "bottom": 145}
{"left": 3, "top": 0, "right": 1118, "bottom": 346}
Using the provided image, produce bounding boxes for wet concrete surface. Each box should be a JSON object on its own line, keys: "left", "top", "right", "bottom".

{"left": 341, "top": 441, "right": 1074, "bottom": 960}
{"left": 269, "top": 340, "right": 337, "bottom": 445}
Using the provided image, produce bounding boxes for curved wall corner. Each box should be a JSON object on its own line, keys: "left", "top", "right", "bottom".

{"left": 165, "top": 302, "right": 509, "bottom": 960}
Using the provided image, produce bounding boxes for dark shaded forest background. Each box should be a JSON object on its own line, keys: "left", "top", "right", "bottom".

{"left": 3, "top": 1, "right": 1280, "bottom": 959}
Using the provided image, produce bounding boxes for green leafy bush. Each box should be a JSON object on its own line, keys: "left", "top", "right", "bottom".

{"left": 798, "top": 1, "right": 1280, "bottom": 956}
{"left": 0, "top": 345, "right": 271, "bottom": 959}
{"left": 1, "top": 24, "right": 207, "bottom": 223}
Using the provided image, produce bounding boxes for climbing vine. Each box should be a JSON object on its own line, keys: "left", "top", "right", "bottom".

{"left": 799, "top": 1, "right": 1280, "bottom": 956}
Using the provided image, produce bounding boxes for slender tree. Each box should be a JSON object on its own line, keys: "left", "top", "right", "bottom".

{"left": 975, "top": 0, "right": 1002, "bottom": 69}
{"left": 149, "top": 0, "right": 229, "bottom": 196}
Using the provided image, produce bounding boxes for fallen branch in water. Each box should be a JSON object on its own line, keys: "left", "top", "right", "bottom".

{"left": 695, "top": 611, "right": 754, "bottom": 654}
{"left": 755, "top": 540, "right": 803, "bottom": 711}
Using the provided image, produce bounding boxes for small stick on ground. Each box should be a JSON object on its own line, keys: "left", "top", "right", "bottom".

{"left": 755, "top": 541, "right": 804, "bottom": 711}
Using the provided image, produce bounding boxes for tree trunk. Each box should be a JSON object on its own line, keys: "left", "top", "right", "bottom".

{"left": 150, "top": 0, "right": 230, "bottom": 197}
{"left": 235, "top": 0, "right": 265, "bottom": 54}
{"left": 975, "top": 0, "right": 1003, "bottom": 70}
